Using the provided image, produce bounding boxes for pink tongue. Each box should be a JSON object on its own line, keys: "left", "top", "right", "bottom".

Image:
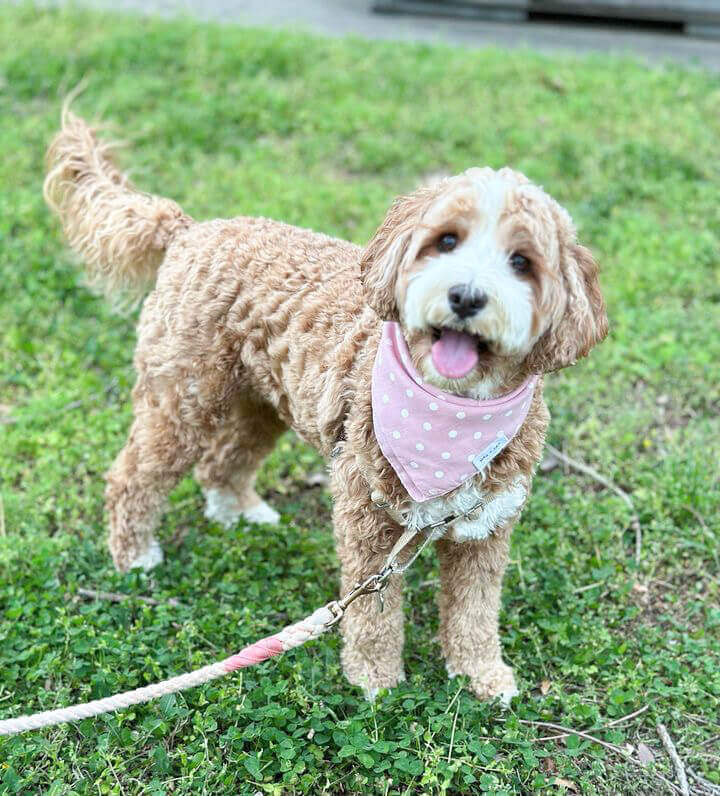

{"left": 431, "top": 329, "right": 479, "bottom": 379}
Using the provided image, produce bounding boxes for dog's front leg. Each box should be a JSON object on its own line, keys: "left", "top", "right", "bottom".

{"left": 332, "top": 491, "right": 407, "bottom": 700}
{"left": 436, "top": 529, "right": 518, "bottom": 704}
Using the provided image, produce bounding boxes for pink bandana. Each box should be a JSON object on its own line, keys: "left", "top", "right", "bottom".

{"left": 372, "top": 322, "right": 537, "bottom": 502}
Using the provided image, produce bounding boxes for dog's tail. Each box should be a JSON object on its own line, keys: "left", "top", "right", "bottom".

{"left": 44, "top": 107, "right": 192, "bottom": 304}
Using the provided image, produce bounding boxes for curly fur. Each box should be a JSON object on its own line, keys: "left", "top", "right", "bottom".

{"left": 44, "top": 108, "right": 191, "bottom": 306}
{"left": 45, "top": 111, "right": 607, "bottom": 702}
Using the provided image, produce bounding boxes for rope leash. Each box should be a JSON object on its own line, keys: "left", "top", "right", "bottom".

{"left": 0, "top": 500, "right": 479, "bottom": 737}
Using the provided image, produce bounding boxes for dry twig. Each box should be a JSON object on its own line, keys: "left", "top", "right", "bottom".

{"left": 687, "top": 767, "right": 720, "bottom": 796}
{"left": 657, "top": 723, "right": 690, "bottom": 796}
{"left": 518, "top": 714, "right": 683, "bottom": 794}
{"left": 533, "top": 704, "right": 649, "bottom": 742}
{"left": 76, "top": 587, "right": 182, "bottom": 608}
{"left": 546, "top": 443, "right": 643, "bottom": 564}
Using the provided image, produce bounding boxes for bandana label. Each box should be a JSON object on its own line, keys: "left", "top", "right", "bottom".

{"left": 473, "top": 432, "right": 509, "bottom": 473}
{"left": 372, "top": 322, "right": 536, "bottom": 502}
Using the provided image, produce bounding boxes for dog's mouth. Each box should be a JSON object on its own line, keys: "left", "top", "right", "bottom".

{"left": 430, "top": 326, "right": 493, "bottom": 379}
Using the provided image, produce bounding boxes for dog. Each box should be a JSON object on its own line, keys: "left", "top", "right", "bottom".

{"left": 44, "top": 110, "right": 608, "bottom": 702}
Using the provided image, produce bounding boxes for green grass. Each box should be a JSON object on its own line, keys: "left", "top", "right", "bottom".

{"left": 1, "top": 4, "right": 719, "bottom": 793}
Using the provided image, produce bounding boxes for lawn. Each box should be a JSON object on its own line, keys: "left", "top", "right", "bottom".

{"left": 1, "top": 4, "right": 719, "bottom": 793}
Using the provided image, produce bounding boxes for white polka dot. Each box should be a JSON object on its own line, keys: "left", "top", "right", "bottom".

{"left": 448, "top": 429, "right": 457, "bottom": 439}
{"left": 392, "top": 430, "right": 401, "bottom": 439}
{"left": 423, "top": 422, "right": 432, "bottom": 431}
{"left": 441, "top": 452, "right": 450, "bottom": 460}
{"left": 389, "top": 373, "right": 396, "bottom": 382}
{"left": 456, "top": 411, "right": 466, "bottom": 419}
{"left": 400, "top": 408, "right": 409, "bottom": 418}
{"left": 382, "top": 394, "right": 390, "bottom": 404}
{"left": 483, "top": 414, "right": 493, "bottom": 420}
{"left": 435, "top": 470, "right": 444, "bottom": 479}
{"left": 405, "top": 388, "right": 414, "bottom": 397}
{"left": 505, "top": 410, "right": 513, "bottom": 416}
{"left": 473, "top": 431, "right": 483, "bottom": 440}
{"left": 410, "top": 461, "right": 419, "bottom": 468}
{"left": 429, "top": 402, "right": 439, "bottom": 411}
{"left": 416, "top": 442, "right": 424, "bottom": 451}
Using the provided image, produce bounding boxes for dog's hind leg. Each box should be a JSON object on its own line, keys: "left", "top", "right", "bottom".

{"left": 195, "top": 396, "right": 286, "bottom": 529}
{"left": 105, "top": 365, "right": 231, "bottom": 572}
{"left": 105, "top": 411, "right": 202, "bottom": 572}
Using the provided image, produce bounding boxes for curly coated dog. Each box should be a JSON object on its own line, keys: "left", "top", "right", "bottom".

{"left": 44, "top": 110, "right": 607, "bottom": 701}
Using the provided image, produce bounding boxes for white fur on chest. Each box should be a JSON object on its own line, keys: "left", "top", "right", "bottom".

{"left": 377, "top": 476, "right": 528, "bottom": 542}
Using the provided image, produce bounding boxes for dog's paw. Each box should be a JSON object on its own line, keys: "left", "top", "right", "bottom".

{"left": 127, "top": 538, "right": 164, "bottom": 572}
{"left": 203, "top": 488, "right": 243, "bottom": 528}
{"left": 204, "top": 488, "right": 280, "bottom": 528}
{"left": 342, "top": 651, "right": 405, "bottom": 701}
{"left": 468, "top": 663, "right": 518, "bottom": 707}
{"left": 241, "top": 501, "right": 280, "bottom": 525}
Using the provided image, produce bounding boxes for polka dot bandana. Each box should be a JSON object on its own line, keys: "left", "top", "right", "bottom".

{"left": 372, "top": 322, "right": 537, "bottom": 502}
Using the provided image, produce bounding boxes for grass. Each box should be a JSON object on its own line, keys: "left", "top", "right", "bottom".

{"left": 1, "top": 4, "right": 719, "bottom": 793}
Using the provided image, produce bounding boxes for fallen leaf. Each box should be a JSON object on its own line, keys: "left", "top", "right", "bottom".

{"left": 554, "top": 778, "right": 578, "bottom": 792}
{"left": 542, "top": 757, "right": 557, "bottom": 774}
{"left": 637, "top": 742, "right": 654, "bottom": 766}
{"left": 540, "top": 679, "right": 551, "bottom": 695}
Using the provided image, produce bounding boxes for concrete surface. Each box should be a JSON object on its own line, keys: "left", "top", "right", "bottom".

{"left": 37, "top": 0, "right": 720, "bottom": 70}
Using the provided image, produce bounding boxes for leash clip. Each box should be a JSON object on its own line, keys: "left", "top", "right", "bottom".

{"left": 323, "top": 567, "right": 394, "bottom": 627}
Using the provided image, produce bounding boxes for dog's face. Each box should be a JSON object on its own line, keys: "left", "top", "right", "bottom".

{"left": 361, "top": 168, "right": 608, "bottom": 395}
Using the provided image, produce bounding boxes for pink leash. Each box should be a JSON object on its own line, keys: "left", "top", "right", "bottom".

{"left": 0, "top": 604, "right": 337, "bottom": 736}
{"left": 0, "top": 522, "right": 447, "bottom": 737}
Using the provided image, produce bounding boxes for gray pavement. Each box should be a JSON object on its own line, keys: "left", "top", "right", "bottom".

{"left": 50, "top": 0, "right": 720, "bottom": 70}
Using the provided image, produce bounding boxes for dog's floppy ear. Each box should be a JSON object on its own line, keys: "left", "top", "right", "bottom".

{"left": 359, "top": 188, "right": 437, "bottom": 320}
{"left": 527, "top": 209, "right": 609, "bottom": 373}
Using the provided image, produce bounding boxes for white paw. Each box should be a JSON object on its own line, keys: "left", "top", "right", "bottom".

{"left": 241, "top": 501, "right": 280, "bottom": 525}
{"left": 204, "top": 489, "right": 280, "bottom": 528}
{"left": 128, "top": 538, "right": 164, "bottom": 571}
{"left": 203, "top": 488, "right": 243, "bottom": 528}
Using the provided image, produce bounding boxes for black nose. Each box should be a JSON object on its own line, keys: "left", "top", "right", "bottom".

{"left": 448, "top": 284, "right": 488, "bottom": 319}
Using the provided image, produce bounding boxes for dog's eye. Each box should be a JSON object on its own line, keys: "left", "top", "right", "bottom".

{"left": 509, "top": 252, "right": 532, "bottom": 274}
{"left": 436, "top": 233, "right": 458, "bottom": 253}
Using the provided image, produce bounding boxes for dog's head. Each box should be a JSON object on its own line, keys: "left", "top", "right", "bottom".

{"left": 360, "top": 168, "right": 608, "bottom": 395}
